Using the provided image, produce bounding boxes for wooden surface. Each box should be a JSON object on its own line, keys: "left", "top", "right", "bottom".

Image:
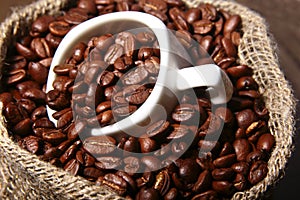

{"left": 1, "top": 0, "right": 299, "bottom": 199}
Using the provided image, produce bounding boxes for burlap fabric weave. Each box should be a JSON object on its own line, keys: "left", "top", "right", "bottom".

{"left": 0, "top": 0, "right": 296, "bottom": 199}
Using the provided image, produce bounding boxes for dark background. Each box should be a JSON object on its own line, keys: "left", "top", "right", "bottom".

{"left": 1, "top": 0, "right": 299, "bottom": 199}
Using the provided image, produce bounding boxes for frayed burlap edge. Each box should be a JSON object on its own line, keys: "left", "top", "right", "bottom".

{"left": 0, "top": 0, "right": 297, "bottom": 199}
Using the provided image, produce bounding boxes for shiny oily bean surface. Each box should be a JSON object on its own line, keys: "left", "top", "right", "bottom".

{"left": 0, "top": 1, "right": 275, "bottom": 200}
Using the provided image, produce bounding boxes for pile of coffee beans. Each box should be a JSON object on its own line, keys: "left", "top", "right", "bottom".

{"left": 48, "top": 30, "right": 160, "bottom": 128}
{"left": 0, "top": 0, "right": 275, "bottom": 199}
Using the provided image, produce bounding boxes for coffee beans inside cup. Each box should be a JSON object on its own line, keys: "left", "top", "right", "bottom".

{"left": 0, "top": 0, "right": 275, "bottom": 199}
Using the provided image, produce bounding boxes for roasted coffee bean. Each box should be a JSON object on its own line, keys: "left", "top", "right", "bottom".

{"left": 231, "top": 162, "right": 249, "bottom": 176}
{"left": 15, "top": 42, "right": 37, "bottom": 60}
{"left": 116, "top": 170, "right": 137, "bottom": 192}
{"left": 164, "top": 187, "right": 178, "bottom": 200}
{"left": 177, "top": 158, "right": 201, "bottom": 183}
{"left": 116, "top": 31, "right": 136, "bottom": 57}
{"left": 95, "top": 156, "right": 122, "bottom": 169}
{"left": 42, "top": 129, "right": 66, "bottom": 145}
{"left": 233, "top": 173, "right": 247, "bottom": 191}
{"left": 124, "top": 156, "right": 140, "bottom": 174}
{"left": 185, "top": 8, "right": 201, "bottom": 24}
{"left": 64, "top": 8, "right": 89, "bottom": 25}
{"left": 212, "top": 168, "right": 235, "bottom": 181}
{"left": 256, "top": 133, "right": 275, "bottom": 152}
{"left": 226, "top": 65, "right": 253, "bottom": 79}
{"left": 16, "top": 80, "right": 40, "bottom": 94}
{"left": 236, "top": 76, "right": 258, "bottom": 91}
{"left": 223, "top": 15, "right": 242, "bottom": 35}
{"left": 22, "top": 88, "right": 46, "bottom": 103}
{"left": 60, "top": 140, "right": 81, "bottom": 164}
{"left": 76, "top": 149, "right": 95, "bottom": 167}
{"left": 64, "top": 158, "right": 80, "bottom": 176}
{"left": 146, "top": 120, "right": 170, "bottom": 139}
{"left": 167, "top": 124, "right": 190, "bottom": 140}
{"left": 153, "top": 170, "right": 170, "bottom": 196}
{"left": 122, "top": 65, "right": 149, "bottom": 85}
{"left": 236, "top": 109, "right": 257, "bottom": 129}
{"left": 77, "top": 0, "right": 97, "bottom": 15}
{"left": 31, "top": 15, "right": 55, "bottom": 35}
{"left": 5, "top": 68, "right": 26, "bottom": 85}
{"left": 221, "top": 37, "right": 236, "bottom": 57}
{"left": 169, "top": 7, "right": 189, "bottom": 31}
{"left": 213, "top": 154, "right": 236, "bottom": 168}
{"left": 97, "top": 173, "right": 127, "bottom": 196}
{"left": 22, "top": 135, "right": 42, "bottom": 154}
{"left": 49, "top": 21, "right": 71, "bottom": 37}
{"left": 27, "top": 62, "right": 48, "bottom": 85}
{"left": 139, "top": 0, "right": 167, "bottom": 13}
{"left": 212, "top": 180, "right": 234, "bottom": 196}
{"left": 123, "top": 137, "right": 140, "bottom": 153}
{"left": 18, "top": 98, "right": 36, "bottom": 115}
{"left": 46, "top": 33, "right": 62, "bottom": 48}
{"left": 53, "top": 76, "right": 74, "bottom": 92}
{"left": 141, "top": 156, "right": 161, "bottom": 171}
{"left": 30, "top": 37, "right": 52, "bottom": 58}
{"left": 46, "top": 90, "right": 70, "bottom": 111}
{"left": 135, "top": 187, "right": 161, "bottom": 200}
{"left": 136, "top": 31, "right": 156, "bottom": 44}
{"left": 192, "top": 170, "right": 212, "bottom": 193}
{"left": 83, "top": 167, "right": 103, "bottom": 179}
{"left": 191, "top": 190, "right": 218, "bottom": 200}
{"left": 83, "top": 136, "right": 116, "bottom": 155}
{"left": 200, "top": 3, "right": 217, "bottom": 21}
{"left": 57, "top": 110, "right": 73, "bottom": 129}
{"left": 139, "top": 137, "right": 157, "bottom": 153}
{"left": 172, "top": 104, "right": 197, "bottom": 122}
{"left": 246, "top": 150, "right": 266, "bottom": 163}
{"left": 248, "top": 161, "right": 268, "bottom": 185}
{"left": 104, "top": 44, "right": 124, "bottom": 64}
{"left": 193, "top": 19, "right": 214, "bottom": 35}
{"left": 233, "top": 139, "right": 252, "bottom": 162}
{"left": 13, "top": 118, "right": 32, "bottom": 136}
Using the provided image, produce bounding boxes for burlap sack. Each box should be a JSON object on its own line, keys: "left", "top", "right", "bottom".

{"left": 0, "top": 0, "right": 296, "bottom": 199}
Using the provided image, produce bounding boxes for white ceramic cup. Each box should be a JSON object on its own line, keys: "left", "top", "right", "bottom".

{"left": 46, "top": 11, "right": 233, "bottom": 139}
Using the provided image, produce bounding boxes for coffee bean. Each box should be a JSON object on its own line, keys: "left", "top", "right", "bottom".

{"left": 5, "top": 69, "right": 26, "bottom": 85}
{"left": 31, "top": 15, "right": 55, "bottom": 35}
{"left": 64, "top": 158, "right": 80, "bottom": 176}
{"left": 95, "top": 156, "right": 122, "bottom": 169}
{"left": 164, "top": 188, "right": 178, "bottom": 200}
{"left": 153, "top": 170, "right": 170, "bottom": 196}
{"left": 200, "top": 3, "right": 217, "bottom": 21}
{"left": 191, "top": 190, "right": 218, "bottom": 200}
{"left": 212, "top": 181, "right": 234, "bottom": 196}
{"left": 135, "top": 187, "right": 161, "bottom": 200}
{"left": 13, "top": 118, "right": 32, "bottom": 136}
{"left": 212, "top": 168, "right": 235, "bottom": 181}
{"left": 146, "top": 120, "right": 170, "bottom": 139}
{"left": 139, "top": 137, "right": 157, "bottom": 153}
{"left": 76, "top": 150, "right": 95, "bottom": 167}
{"left": 42, "top": 129, "right": 66, "bottom": 145}
{"left": 139, "top": 0, "right": 167, "bottom": 13}
{"left": 21, "top": 136, "right": 42, "bottom": 154}
{"left": 122, "top": 65, "right": 149, "bottom": 85}
{"left": 46, "top": 90, "right": 70, "bottom": 111}
{"left": 177, "top": 158, "right": 201, "bottom": 183}
{"left": 223, "top": 15, "right": 242, "bottom": 35}
{"left": 77, "top": 0, "right": 97, "bottom": 15}
{"left": 256, "top": 133, "right": 275, "bottom": 152}
{"left": 83, "top": 167, "right": 103, "bottom": 179}
{"left": 15, "top": 42, "right": 37, "bottom": 60}
{"left": 97, "top": 173, "right": 127, "bottom": 196}
{"left": 60, "top": 140, "right": 81, "bottom": 164}
{"left": 124, "top": 156, "right": 140, "bottom": 174}
{"left": 83, "top": 136, "right": 116, "bottom": 155}
{"left": 213, "top": 154, "right": 236, "bottom": 168}
{"left": 169, "top": 7, "right": 189, "bottom": 31}
{"left": 141, "top": 156, "right": 161, "bottom": 171}
{"left": 49, "top": 21, "right": 71, "bottom": 37}
{"left": 248, "top": 161, "right": 268, "bottom": 185}
{"left": 233, "top": 139, "right": 252, "bottom": 162}
{"left": 115, "top": 31, "right": 136, "bottom": 57}
{"left": 172, "top": 104, "right": 196, "bottom": 122}
{"left": 192, "top": 170, "right": 212, "bottom": 193}
{"left": 193, "top": 19, "right": 214, "bottom": 35}
{"left": 185, "top": 8, "right": 201, "bottom": 24}
{"left": 30, "top": 37, "right": 52, "bottom": 59}
{"left": 64, "top": 8, "right": 89, "bottom": 25}
{"left": 236, "top": 109, "right": 257, "bottom": 129}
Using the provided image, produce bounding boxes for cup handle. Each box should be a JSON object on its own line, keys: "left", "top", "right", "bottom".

{"left": 176, "top": 64, "right": 233, "bottom": 104}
